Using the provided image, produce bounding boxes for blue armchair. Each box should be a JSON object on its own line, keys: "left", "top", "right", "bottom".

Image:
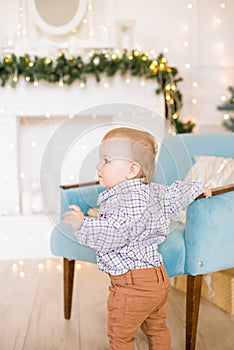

{"left": 51, "top": 133, "right": 234, "bottom": 350}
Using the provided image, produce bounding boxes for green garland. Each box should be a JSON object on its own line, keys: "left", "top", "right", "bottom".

{"left": 0, "top": 50, "right": 194, "bottom": 133}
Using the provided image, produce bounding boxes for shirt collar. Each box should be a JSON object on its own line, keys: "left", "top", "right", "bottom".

{"left": 97, "top": 178, "right": 146, "bottom": 205}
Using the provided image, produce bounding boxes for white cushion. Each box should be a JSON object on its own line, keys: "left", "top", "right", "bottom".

{"left": 184, "top": 155, "right": 234, "bottom": 187}
{"left": 172, "top": 155, "right": 234, "bottom": 224}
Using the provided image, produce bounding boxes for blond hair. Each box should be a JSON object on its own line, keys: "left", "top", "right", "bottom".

{"left": 102, "top": 127, "right": 157, "bottom": 183}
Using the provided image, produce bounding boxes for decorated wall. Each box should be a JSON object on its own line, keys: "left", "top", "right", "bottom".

{"left": 0, "top": 0, "right": 234, "bottom": 131}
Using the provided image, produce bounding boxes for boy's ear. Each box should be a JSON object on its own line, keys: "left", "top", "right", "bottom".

{"left": 127, "top": 161, "right": 141, "bottom": 179}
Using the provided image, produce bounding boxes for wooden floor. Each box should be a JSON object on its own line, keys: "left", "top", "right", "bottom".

{"left": 0, "top": 259, "right": 233, "bottom": 350}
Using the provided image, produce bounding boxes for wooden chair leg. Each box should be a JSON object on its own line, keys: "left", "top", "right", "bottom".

{"left": 186, "top": 274, "right": 202, "bottom": 350}
{"left": 63, "top": 258, "right": 75, "bottom": 319}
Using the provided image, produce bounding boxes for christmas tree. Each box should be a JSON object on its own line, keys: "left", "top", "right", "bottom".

{"left": 217, "top": 86, "right": 234, "bottom": 132}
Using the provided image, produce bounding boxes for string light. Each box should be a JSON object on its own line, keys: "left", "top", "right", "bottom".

{"left": 159, "top": 63, "right": 165, "bottom": 70}
{"left": 12, "top": 72, "right": 18, "bottom": 83}
{"left": 192, "top": 82, "right": 198, "bottom": 88}
{"left": 220, "top": 96, "right": 226, "bottom": 101}
{"left": 171, "top": 84, "right": 176, "bottom": 91}
{"left": 89, "top": 50, "right": 95, "bottom": 57}
{"left": 56, "top": 264, "right": 62, "bottom": 271}
{"left": 93, "top": 57, "right": 100, "bottom": 65}
{"left": 223, "top": 114, "right": 229, "bottom": 120}
{"left": 38, "top": 263, "right": 44, "bottom": 270}
{"left": 166, "top": 94, "right": 171, "bottom": 101}
{"left": 19, "top": 271, "right": 26, "bottom": 278}
{"left": 89, "top": 30, "right": 95, "bottom": 38}
{"left": 12, "top": 264, "right": 18, "bottom": 271}
{"left": 111, "top": 53, "right": 117, "bottom": 60}
{"left": 135, "top": 44, "right": 142, "bottom": 52}
{"left": 220, "top": 3, "right": 226, "bottom": 9}
{"left": 76, "top": 263, "right": 82, "bottom": 269}
{"left": 59, "top": 78, "right": 64, "bottom": 87}
{"left": 185, "top": 63, "right": 191, "bottom": 69}
{"left": 33, "top": 75, "right": 39, "bottom": 86}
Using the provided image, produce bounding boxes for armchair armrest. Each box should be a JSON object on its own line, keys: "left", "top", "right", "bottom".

{"left": 60, "top": 181, "right": 103, "bottom": 217}
{"left": 185, "top": 184, "right": 234, "bottom": 275}
{"left": 50, "top": 181, "right": 103, "bottom": 262}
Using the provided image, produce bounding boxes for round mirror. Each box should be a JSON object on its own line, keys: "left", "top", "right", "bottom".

{"left": 28, "top": 0, "right": 87, "bottom": 35}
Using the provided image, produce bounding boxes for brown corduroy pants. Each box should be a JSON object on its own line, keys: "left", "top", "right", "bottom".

{"left": 107, "top": 264, "right": 171, "bottom": 350}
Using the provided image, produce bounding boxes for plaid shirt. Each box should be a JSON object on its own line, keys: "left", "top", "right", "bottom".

{"left": 74, "top": 178, "right": 204, "bottom": 275}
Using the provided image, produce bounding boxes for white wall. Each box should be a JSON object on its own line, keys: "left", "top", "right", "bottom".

{"left": 1, "top": 0, "right": 233, "bottom": 131}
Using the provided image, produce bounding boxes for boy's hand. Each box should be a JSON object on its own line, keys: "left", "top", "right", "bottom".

{"left": 62, "top": 204, "right": 84, "bottom": 231}
{"left": 88, "top": 207, "right": 100, "bottom": 218}
{"left": 203, "top": 186, "right": 212, "bottom": 198}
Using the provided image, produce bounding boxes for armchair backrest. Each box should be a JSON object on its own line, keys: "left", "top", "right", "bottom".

{"left": 153, "top": 133, "right": 234, "bottom": 185}
{"left": 60, "top": 133, "right": 234, "bottom": 216}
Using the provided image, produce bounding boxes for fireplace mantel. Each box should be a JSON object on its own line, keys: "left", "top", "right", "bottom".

{"left": 1, "top": 74, "right": 164, "bottom": 117}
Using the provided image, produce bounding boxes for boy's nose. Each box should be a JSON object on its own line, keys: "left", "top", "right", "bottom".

{"left": 96, "top": 160, "right": 102, "bottom": 170}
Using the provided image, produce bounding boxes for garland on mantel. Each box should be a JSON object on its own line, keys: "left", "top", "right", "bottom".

{"left": 0, "top": 50, "right": 195, "bottom": 133}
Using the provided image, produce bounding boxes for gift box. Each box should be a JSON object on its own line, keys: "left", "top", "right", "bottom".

{"left": 174, "top": 268, "right": 234, "bottom": 315}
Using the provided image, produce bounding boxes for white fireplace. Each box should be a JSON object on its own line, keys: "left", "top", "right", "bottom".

{"left": 0, "top": 74, "right": 165, "bottom": 259}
